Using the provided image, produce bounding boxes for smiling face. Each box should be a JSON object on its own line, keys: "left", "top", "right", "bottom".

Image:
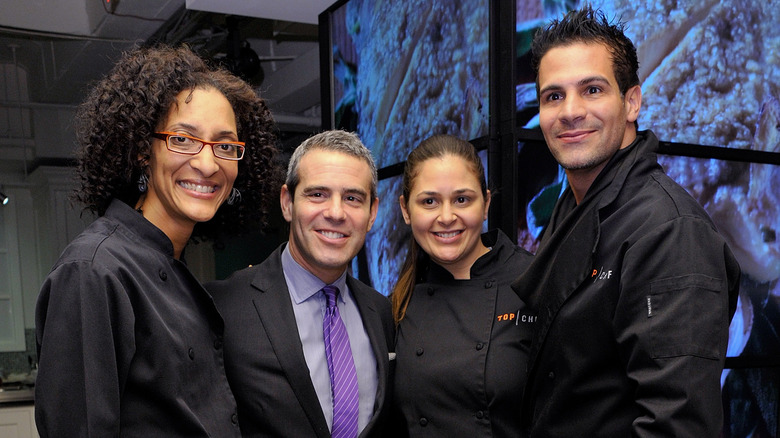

{"left": 400, "top": 155, "right": 490, "bottom": 279}
{"left": 280, "top": 148, "right": 378, "bottom": 284}
{"left": 142, "top": 87, "right": 239, "bottom": 240}
{"left": 538, "top": 42, "right": 641, "bottom": 199}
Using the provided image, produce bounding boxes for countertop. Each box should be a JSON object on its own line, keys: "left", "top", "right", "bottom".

{"left": 0, "top": 384, "right": 35, "bottom": 404}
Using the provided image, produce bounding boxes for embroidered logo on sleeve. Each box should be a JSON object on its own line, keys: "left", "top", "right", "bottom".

{"left": 646, "top": 295, "right": 653, "bottom": 317}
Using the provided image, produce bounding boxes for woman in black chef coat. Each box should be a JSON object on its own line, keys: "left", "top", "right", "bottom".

{"left": 34, "top": 45, "right": 279, "bottom": 437}
{"left": 391, "top": 134, "right": 534, "bottom": 437}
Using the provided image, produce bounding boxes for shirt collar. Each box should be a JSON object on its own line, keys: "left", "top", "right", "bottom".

{"left": 425, "top": 230, "right": 511, "bottom": 283}
{"left": 281, "top": 243, "right": 348, "bottom": 305}
{"left": 105, "top": 199, "right": 175, "bottom": 257}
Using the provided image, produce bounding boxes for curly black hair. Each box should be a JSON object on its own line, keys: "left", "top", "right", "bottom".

{"left": 73, "top": 44, "right": 282, "bottom": 240}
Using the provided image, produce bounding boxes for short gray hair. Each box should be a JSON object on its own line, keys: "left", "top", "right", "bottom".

{"left": 285, "top": 130, "right": 378, "bottom": 203}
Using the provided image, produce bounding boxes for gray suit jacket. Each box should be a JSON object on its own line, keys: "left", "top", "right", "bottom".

{"left": 207, "top": 243, "right": 395, "bottom": 438}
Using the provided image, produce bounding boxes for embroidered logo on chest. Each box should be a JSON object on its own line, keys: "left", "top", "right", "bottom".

{"left": 591, "top": 266, "right": 613, "bottom": 282}
{"left": 497, "top": 310, "right": 537, "bottom": 325}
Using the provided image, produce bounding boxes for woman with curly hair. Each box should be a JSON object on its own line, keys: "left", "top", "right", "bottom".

{"left": 34, "top": 45, "right": 280, "bottom": 437}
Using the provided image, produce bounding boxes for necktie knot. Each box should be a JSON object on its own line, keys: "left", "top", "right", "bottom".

{"left": 323, "top": 285, "right": 340, "bottom": 309}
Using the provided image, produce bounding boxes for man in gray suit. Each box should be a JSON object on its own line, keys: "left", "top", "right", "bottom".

{"left": 208, "top": 130, "right": 394, "bottom": 438}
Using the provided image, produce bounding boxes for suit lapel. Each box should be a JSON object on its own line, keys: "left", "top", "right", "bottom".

{"left": 348, "top": 277, "right": 389, "bottom": 431}
{"left": 250, "top": 248, "right": 331, "bottom": 438}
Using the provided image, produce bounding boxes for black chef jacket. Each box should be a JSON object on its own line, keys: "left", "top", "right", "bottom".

{"left": 394, "top": 229, "right": 534, "bottom": 437}
{"left": 35, "top": 199, "right": 240, "bottom": 437}
{"left": 513, "top": 131, "right": 740, "bottom": 437}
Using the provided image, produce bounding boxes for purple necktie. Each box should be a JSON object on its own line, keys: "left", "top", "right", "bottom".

{"left": 322, "top": 285, "right": 359, "bottom": 438}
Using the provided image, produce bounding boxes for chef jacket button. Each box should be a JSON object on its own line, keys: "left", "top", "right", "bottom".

{"left": 476, "top": 410, "right": 485, "bottom": 419}
{"left": 419, "top": 417, "right": 428, "bottom": 427}
{"left": 548, "top": 371, "right": 555, "bottom": 379}
{"left": 214, "top": 338, "right": 223, "bottom": 350}
{"left": 476, "top": 342, "right": 484, "bottom": 350}
{"left": 484, "top": 280, "right": 494, "bottom": 288}
{"left": 416, "top": 348, "right": 424, "bottom": 356}
{"left": 427, "top": 287, "right": 434, "bottom": 296}
{"left": 188, "top": 347, "right": 195, "bottom": 360}
{"left": 231, "top": 413, "right": 238, "bottom": 424}
{"left": 159, "top": 270, "right": 167, "bottom": 281}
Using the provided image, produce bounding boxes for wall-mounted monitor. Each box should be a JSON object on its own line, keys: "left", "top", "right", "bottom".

{"left": 322, "top": 0, "right": 780, "bottom": 433}
{"left": 320, "top": 0, "right": 493, "bottom": 294}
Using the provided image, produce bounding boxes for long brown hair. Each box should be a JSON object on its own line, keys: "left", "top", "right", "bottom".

{"left": 390, "top": 134, "right": 487, "bottom": 324}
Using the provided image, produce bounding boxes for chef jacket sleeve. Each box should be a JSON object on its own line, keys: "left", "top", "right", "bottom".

{"left": 35, "top": 260, "right": 136, "bottom": 438}
{"left": 615, "top": 216, "right": 738, "bottom": 437}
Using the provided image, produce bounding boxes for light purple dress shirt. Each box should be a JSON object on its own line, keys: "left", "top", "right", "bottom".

{"left": 281, "top": 245, "right": 378, "bottom": 433}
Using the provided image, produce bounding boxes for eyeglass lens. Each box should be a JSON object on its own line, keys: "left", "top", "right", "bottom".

{"left": 167, "top": 135, "right": 244, "bottom": 160}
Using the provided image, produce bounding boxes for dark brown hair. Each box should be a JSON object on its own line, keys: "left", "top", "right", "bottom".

{"left": 531, "top": 6, "right": 640, "bottom": 97}
{"left": 391, "top": 134, "right": 487, "bottom": 323}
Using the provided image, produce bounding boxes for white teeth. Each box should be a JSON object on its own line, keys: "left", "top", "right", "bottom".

{"left": 179, "top": 181, "right": 216, "bottom": 193}
{"left": 320, "top": 230, "right": 346, "bottom": 239}
{"left": 435, "top": 231, "right": 460, "bottom": 238}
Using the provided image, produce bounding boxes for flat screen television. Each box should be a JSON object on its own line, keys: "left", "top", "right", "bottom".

{"left": 319, "top": 0, "right": 496, "bottom": 295}
{"left": 322, "top": 0, "right": 780, "bottom": 434}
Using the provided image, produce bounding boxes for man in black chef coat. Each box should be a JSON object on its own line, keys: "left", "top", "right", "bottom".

{"left": 512, "top": 6, "right": 740, "bottom": 437}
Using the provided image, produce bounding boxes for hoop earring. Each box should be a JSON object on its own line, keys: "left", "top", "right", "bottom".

{"left": 137, "top": 173, "right": 149, "bottom": 193}
{"left": 227, "top": 187, "right": 241, "bottom": 205}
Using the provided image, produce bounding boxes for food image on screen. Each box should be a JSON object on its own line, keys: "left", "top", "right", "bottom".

{"left": 330, "top": 0, "right": 490, "bottom": 294}
{"left": 516, "top": 1, "right": 780, "bottom": 435}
